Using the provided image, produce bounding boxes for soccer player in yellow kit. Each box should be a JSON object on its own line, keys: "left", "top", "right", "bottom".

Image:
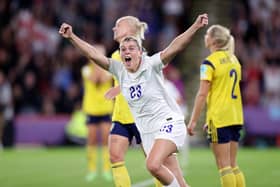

{"left": 81, "top": 45, "right": 113, "bottom": 181}
{"left": 187, "top": 25, "right": 246, "bottom": 187}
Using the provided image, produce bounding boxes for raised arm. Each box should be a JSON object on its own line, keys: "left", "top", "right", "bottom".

{"left": 160, "top": 13, "right": 208, "bottom": 65}
{"left": 59, "top": 23, "right": 110, "bottom": 70}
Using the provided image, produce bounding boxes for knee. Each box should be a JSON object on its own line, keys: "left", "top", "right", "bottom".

{"left": 109, "top": 149, "right": 124, "bottom": 163}
{"left": 215, "top": 158, "right": 231, "bottom": 169}
{"left": 230, "top": 159, "right": 237, "bottom": 168}
{"left": 146, "top": 159, "right": 161, "bottom": 175}
{"left": 87, "top": 137, "right": 96, "bottom": 145}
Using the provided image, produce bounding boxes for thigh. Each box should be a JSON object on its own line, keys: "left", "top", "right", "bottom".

{"left": 109, "top": 122, "right": 131, "bottom": 161}
{"left": 230, "top": 141, "right": 239, "bottom": 167}
{"left": 147, "top": 138, "right": 178, "bottom": 166}
{"left": 100, "top": 121, "right": 111, "bottom": 145}
{"left": 108, "top": 134, "right": 129, "bottom": 161}
{"left": 211, "top": 142, "right": 231, "bottom": 169}
{"left": 87, "top": 125, "right": 98, "bottom": 144}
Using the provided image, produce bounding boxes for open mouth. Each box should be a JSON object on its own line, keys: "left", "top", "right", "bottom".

{"left": 125, "top": 56, "right": 132, "bottom": 63}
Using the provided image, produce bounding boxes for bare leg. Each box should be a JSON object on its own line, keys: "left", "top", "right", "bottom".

{"left": 230, "top": 141, "right": 238, "bottom": 168}
{"left": 211, "top": 142, "right": 236, "bottom": 187}
{"left": 211, "top": 142, "right": 231, "bottom": 169}
{"left": 87, "top": 124, "right": 98, "bottom": 145}
{"left": 108, "top": 134, "right": 129, "bottom": 163}
{"left": 230, "top": 141, "right": 246, "bottom": 187}
{"left": 100, "top": 122, "right": 111, "bottom": 145}
{"left": 164, "top": 154, "right": 189, "bottom": 187}
{"left": 146, "top": 139, "right": 186, "bottom": 186}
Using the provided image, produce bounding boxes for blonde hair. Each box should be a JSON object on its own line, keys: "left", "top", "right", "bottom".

{"left": 116, "top": 16, "right": 148, "bottom": 42}
{"left": 119, "top": 36, "right": 142, "bottom": 50}
{"left": 207, "top": 25, "right": 235, "bottom": 54}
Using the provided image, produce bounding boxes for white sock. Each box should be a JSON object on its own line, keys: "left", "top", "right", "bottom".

{"left": 164, "top": 177, "right": 180, "bottom": 187}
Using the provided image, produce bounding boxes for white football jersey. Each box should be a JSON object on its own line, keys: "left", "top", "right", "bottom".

{"left": 109, "top": 52, "right": 184, "bottom": 133}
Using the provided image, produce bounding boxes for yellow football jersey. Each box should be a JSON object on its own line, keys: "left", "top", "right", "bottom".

{"left": 200, "top": 50, "right": 243, "bottom": 128}
{"left": 111, "top": 50, "right": 135, "bottom": 124}
{"left": 81, "top": 64, "right": 113, "bottom": 115}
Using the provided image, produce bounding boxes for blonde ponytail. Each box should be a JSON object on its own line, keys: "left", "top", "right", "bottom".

{"left": 139, "top": 22, "right": 148, "bottom": 40}
{"left": 228, "top": 35, "right": 235, "bottom": 54}
{"left": 207, "top": 25, "right": 235, "bottom": 53}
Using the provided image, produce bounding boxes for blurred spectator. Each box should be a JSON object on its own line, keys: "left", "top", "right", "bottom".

{"left": 17, "top": 70, "right": 41, "bottom": 114}
{"left": 0, "top": 0, "right": 12, "bottom": 30}
{"left": 232, "top": 0, "right": 280, "bottom": 146}
{"left": 232, "top": 0, "right": 280, "bottom": 108}
{"left": 0, "top": 0, "right": 192, "bottom": 120}
{"left": 263, "top": 64, "right": 280, "bottom": 96}
{"left": 41, "top": 96, "right": 56, "bottom": 116}
{"left": 263, "top": 64, "right": 280, "bottom": 120}
{"left": 60, "top": 82, "right": 81, "bottom": 114}
{"left": 157, "top": 0, "right": 183, "bottom": 50}
{"left": 0, "top": 70, "right": 14, "bottom": 147}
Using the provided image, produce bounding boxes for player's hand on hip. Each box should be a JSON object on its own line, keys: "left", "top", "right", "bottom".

{"left": 59, "top": 23, "right": 73, "bottom": 38}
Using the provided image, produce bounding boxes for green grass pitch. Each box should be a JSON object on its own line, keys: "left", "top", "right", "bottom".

{"left": 0, "top": 147, "right": 279, "bottom": 187}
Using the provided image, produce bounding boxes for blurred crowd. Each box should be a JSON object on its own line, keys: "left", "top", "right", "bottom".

{"left": 1, "top": 0, "right": 280, "bottom": 147}
{"left": 231, "top": 0, "right": 280, "bottom": 111}
{"left": 0, "top": 0, "right": 190, "bottom": 117}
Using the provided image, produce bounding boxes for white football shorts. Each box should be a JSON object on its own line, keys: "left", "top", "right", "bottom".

{"left": 141, "top": 118, "right": 186, "bottom": 155}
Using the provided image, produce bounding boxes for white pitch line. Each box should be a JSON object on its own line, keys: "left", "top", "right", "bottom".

{"left": 132, "top": 178, "right": 154, "bottom": 187}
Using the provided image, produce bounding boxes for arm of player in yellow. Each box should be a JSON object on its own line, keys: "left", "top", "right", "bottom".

{"left": 104, "top": 86, "right": 121, "bottom": 100}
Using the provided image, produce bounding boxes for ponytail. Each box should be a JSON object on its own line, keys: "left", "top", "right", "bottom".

{"left": 207, "top": 25, "right": 235, "bottom": 54}
{"left": 139, "top": 22, "right": 148, "bottom": 40}
{"left": 228, "top": 35, "right": 235, "bottom": 54}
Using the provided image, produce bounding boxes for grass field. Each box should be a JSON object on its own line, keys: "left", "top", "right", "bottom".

{"left": 0, "top": 146, "right": 279, "bottom": 187}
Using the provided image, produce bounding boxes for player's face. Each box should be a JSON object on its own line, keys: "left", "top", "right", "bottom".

{"left": 113, "top": 19, "right": 131, "bottom": 42}
{"left": 120, "top": 40, "right": 142, "bottom": 73}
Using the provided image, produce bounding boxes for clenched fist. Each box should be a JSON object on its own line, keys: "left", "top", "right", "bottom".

{"left": 59, "top": 23, "right": 73, "bottom": 38}
{"left": 194, "top": 13, "right": 208, "bottom": 29}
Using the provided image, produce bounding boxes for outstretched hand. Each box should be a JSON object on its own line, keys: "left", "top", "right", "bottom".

{"left": 59, "top": 23, "right": 73, "bottom": 38}
{"left": 194, "top": 13, "right": 208, "bottom": 29}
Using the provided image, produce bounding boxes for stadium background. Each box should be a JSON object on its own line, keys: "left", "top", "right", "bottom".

{"left": 0, "top": 0, "right": 279, "bottom": 186}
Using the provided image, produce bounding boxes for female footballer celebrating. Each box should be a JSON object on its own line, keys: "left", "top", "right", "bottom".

{"left": 59, "top": 13, "right": 208, "bottom": 187}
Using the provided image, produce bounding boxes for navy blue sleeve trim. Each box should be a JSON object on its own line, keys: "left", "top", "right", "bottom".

{"left": 202, "top": 60, "right": 215, "bottom": 70}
